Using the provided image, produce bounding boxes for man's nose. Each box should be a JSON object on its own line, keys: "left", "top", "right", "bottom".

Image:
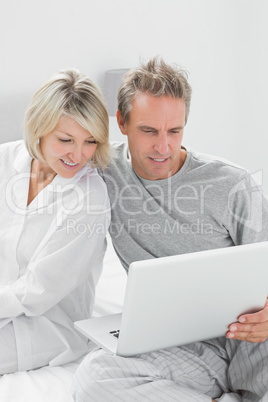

{"left": 154, "top": 134, "right": 169, "bottom": 155}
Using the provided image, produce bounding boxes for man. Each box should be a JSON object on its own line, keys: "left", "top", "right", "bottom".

{"left": 74, "top": 57, "right": 268, "bottom": 401}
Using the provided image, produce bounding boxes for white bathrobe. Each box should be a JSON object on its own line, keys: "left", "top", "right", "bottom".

{"left": 0, "top": 140, "right": 110, "bottom": 372}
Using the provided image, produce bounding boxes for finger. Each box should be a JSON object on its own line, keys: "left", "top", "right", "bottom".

{"left": 229, "top": 322, "right": 268, "bottom": 334}
{"left": 226, "top": 333, "right": 267, "bottom": 343}
{"left": 238, "top": 307, "right": 268, "bottom": 324}
{"left": 265, "top": 296, "right": 268, "bottom": 308}
{"left": 226, "top": 330, "right": 268, "bottom": 342}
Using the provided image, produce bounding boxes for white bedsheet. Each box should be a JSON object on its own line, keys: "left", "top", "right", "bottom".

{"left": 0, "top": 235, "right": 126, "bottom": 402}
{"left": 0, "top": 359, "right": 80, "bottom": 402}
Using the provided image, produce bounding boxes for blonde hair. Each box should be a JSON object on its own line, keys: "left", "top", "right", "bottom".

{"left": 118, "top": 57, "right": 192, "bottom": 124}
{"left": 24, "top": 69, "right": 110, "bottom": 168}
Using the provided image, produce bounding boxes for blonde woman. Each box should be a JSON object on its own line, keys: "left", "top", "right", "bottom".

{"left": 0, "top": 69, "right": 110, "bottom": 373}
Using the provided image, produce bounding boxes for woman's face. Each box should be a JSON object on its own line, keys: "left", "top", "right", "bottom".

{"left": 40, "top": 115, "right": 98, "bottom": 178}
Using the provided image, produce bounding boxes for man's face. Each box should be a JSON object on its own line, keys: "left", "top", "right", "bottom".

{"left": 117, "top": 93, "right": 186, "bottom": 180}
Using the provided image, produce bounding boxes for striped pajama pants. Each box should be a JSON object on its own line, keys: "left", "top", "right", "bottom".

{"left": 74, "top": 337, "right": 268, "bottom": 401}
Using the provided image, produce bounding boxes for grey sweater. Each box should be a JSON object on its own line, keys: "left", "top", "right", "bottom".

{"left": 100, "top": 143, "right": 268, "bottom": 272}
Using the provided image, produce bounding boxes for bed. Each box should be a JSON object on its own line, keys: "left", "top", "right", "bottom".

{"left": 0, "top": 235, "right": 126, "bottom": 402}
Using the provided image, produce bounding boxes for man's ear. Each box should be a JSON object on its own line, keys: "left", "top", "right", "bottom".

{"left": 116, "top": 110, "right": 128, "bottom": 135}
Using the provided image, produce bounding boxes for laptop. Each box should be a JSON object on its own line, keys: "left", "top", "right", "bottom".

{"left": 75, "top": 241, "right": 268, "bottom": 357}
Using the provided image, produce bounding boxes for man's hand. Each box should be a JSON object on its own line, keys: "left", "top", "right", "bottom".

{"left": 226, "top": 297, "right": 268, "bottom": 343}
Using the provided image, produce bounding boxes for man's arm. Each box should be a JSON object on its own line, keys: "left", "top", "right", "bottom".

{"left": 226, "top": 172, "right": 268, "bottom": 343}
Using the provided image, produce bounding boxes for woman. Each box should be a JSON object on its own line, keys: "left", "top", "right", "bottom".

{"left": 0, "top": 69, "right": 110, "bottom": 374}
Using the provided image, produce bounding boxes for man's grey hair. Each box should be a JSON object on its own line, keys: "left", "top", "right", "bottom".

{"left": 117, "top": 56, "right": 192, "bottom": 124}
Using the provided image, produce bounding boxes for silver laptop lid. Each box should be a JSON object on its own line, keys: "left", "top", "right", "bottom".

{"left": 117, "top": 242, "right": 268, "bottom": 356}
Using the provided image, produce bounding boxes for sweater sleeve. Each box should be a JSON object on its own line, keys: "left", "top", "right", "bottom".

{"left": 227, "top": 171, "right": 268, "bottom": 245}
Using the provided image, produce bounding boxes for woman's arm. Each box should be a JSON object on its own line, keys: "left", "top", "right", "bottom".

{"left": 0, "top": 186, "right": 110, "bottom": 322}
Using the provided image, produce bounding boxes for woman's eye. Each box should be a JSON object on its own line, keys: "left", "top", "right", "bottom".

{"left": 58, "top": 138, "right": 97, "bottom": 144}
{"left": 59, "top": 138, "right": 71, "bottom": 143}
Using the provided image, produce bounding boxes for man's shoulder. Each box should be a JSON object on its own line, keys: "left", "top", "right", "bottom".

{"left": 189, "top": 148, "right": 245, "bottom": 169}
{"left": 187, "top": 148, "right": 249, "bottom": 180}
{"left": 100, "top": 141, "right": 131, "bottom": 176}
{"left": 110, "top": 141, "right": 129, "bottom": 158}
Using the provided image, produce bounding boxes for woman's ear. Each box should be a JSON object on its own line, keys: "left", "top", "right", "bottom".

{"left": 116, "top": 110, "right": 128, "bottom": 135}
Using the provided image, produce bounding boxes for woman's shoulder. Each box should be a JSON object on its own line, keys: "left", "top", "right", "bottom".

{"left": 74, "top": 165, "right": 110, "bottom": 207}
{"left": 0, "top": 140, "right": 25, "bottom": 167}
{"left": 0, "top": 139, "right": 24, "bottom": 153}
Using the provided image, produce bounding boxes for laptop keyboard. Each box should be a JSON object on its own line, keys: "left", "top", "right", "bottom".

{"left": 109, "top": 329, "right": 120, "bottom": 339}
